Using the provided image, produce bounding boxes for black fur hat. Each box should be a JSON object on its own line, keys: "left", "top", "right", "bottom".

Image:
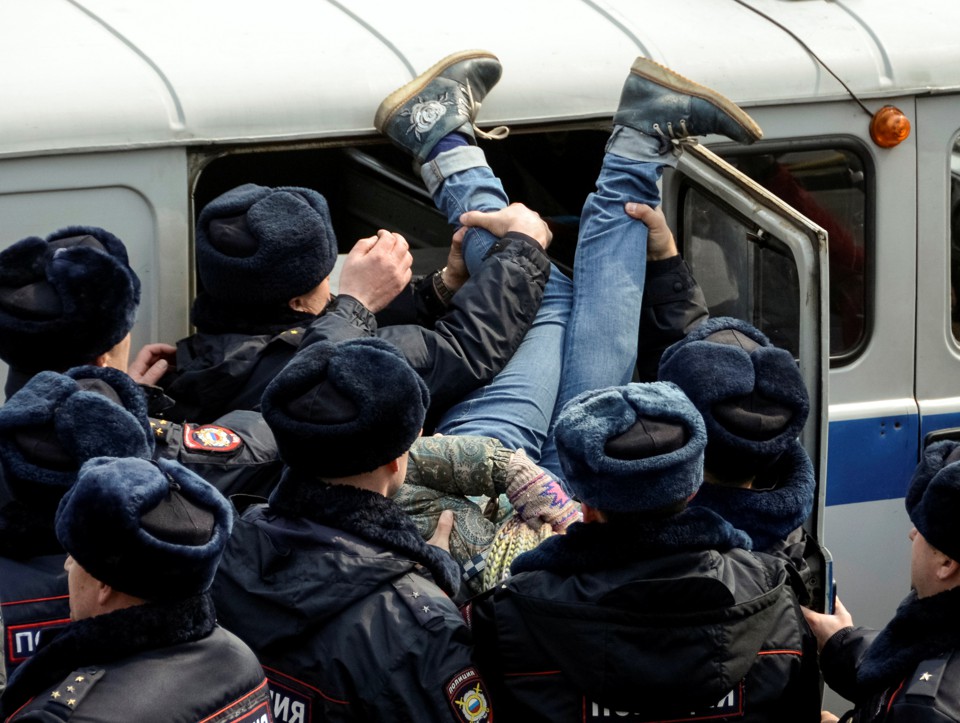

{"left": 0, "top": 366, "right": 153, "bottom": 512}
{"left": 555, "top": 381, "right": 707, "bottom": 513}
{"left": 195, "top": 183, "right": 338, "bottom": 307}
{"left": 906, "top": 440, "right": 960, "bottom": 562}
{"left": 262, "top": 338, "right": 429, "bottom": 478}
{"left": 658, "top": 317, "right": 809, "bottom": 482}
{"left": 0, "top": 227, "right": 140, "bottom": 373}
{"left": 56, "top": 456, "right": 234, "bottom": 601}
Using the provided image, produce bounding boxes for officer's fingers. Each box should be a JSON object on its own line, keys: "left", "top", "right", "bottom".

{"left": 458, "top": 210, "right": 502, "bottom": 235}
{"left": 427, "top": 510, "right": 455, "bottom": 553}
{"left": 348, "top": 235, "right": 379, "bottom": 257}
{"left": 624, "top": 201, "right": 652, "bottom": 218}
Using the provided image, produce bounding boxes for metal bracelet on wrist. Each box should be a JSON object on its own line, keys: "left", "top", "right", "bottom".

{"left": 432, "top": 266, "right": 455, "bottom": 306}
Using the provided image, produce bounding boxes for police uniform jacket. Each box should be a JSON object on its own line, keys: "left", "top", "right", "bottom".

{"left": 150, "top": 409, "right": 282, "bottom": 499}
{"left": 0, "top": 594, "right": 272, "bottom": 723}
{"left": 161, "top": 232, "right": 549, "bottom": 432}
{"left": 0, "top": 503, "right": 69, "bottom": 686}
{"left": 820, "top": 587, "right": 960, "bottom": 722}
{"left": 464, "top": 507, "right": 821, "bottom": 723}
{"left": 212, "top": 469, "right": 493, "bottom": 723}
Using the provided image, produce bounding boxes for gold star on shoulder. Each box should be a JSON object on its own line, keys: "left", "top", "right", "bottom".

{"left": 51, "top": 691, "right": 61, "bottom": 699}
{"left": 920, "top": 672, "right": 933, "bottom": 682}
{"left": 75, "top": 676, "right": 85, "bottom": 682}
{"left": 66, "top": 686, "right": 75, "bottom": 692}
{"left": 412, "top": 591, "right": 421, "bottom": 599}
{"left": 67, "top": 699, "right": 77, "bottom": 707}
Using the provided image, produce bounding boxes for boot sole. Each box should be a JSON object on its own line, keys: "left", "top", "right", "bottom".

{"left": 630, "top": 57, "right": 763, "bottom": 141}
{"left": 374, "top": 49, "right": 499, "bottom": 132}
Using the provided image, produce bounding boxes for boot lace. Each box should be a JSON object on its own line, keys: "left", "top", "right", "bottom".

{"left": 651, "top": 119, "right": 690, "bottom": 153}
{"left": 463, "top": 81, "right": 510, "bottom": 141}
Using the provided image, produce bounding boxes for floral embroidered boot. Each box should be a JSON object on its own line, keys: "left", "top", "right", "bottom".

{"left": 374, "top": 49, "right": 508, "bottom": 164}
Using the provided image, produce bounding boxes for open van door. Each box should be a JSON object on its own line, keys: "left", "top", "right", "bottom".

{"left": 663, "top": 139, "right": 830, "bottom": 576}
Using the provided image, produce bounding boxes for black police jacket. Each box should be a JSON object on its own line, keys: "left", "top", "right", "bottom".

{"left": 0, "top": 555, "right": 68, "bottom": 688}
{"left": 464, "top": 508, "right": 821, "bottom": 723}
{"left": 163, "top": 233, "right": 548, "bottom": 432}
{"left": 820, "top": 587, "right": 960, "bottom": 722}
{"left": 150, "top": 410, "right": 282, "bottom": 499}
{"left": 1, "top": 594, "right": 271, "bottom": 723}
{"left": 212, "top": 471, "right": 493, "bottom": 723}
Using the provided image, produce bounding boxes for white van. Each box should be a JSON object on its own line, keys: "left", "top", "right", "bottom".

{"left": 3, "top": 0, "right": 960, "bottom": 708}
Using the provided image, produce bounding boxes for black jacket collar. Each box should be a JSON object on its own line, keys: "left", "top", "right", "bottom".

{"left": 269, "top": 467, "right": 461, "bottom": 596}
{"left": 511, "top": 506, "right": 751, "bottom": 576}
{"left": 690, "top": 442, "right": 815, "bottom": 551}
{"left": 857, "top": 587, "right": 960, "bottom": 693}
{"left": 1, "top": 594, "right": 216, "bottom": 717}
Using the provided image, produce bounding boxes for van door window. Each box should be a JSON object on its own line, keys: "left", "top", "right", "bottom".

{"left": 723, "top": 150, "right": 867, "bottom": 360}
{"left": 682, "top": 187, "right": 801, "bottom": 357}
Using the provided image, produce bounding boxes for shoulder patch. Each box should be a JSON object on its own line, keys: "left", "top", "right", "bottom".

{"left": 6, "top": 616, "right": 70, "bottom": 664}
{"left": 183, "top": 424, "right": 243, "bottom": 453}
{"left": 445, "top": 667, "right": 492, "bottom": 723}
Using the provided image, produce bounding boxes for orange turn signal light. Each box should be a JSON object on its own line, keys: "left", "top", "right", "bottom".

{"left": 870, "top": 105, "right": 910, "bottom": 148}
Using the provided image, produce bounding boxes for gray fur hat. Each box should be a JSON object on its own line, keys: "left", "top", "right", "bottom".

{"left": 195, "top": 183, "right": 338, "bottom": 307}
{"left": 906, "top": 440, "right": 960, "bottom": 562}
{"left": 56, "top": 456, "right": 234, "bottom": 601}
{"left": 658, "top": 317, "right": 809, "bottom": 481}
{"left": 262, "top": 337, "right": 429, "bottom": 478}
{"left": 0, "top": 227, "right": 140, "bottom": 373}
{"left": 0, "top": 366, "right": 153, "bottom": 511}
{"left": 555, "top": 381, "right": 707, "bottom": 513}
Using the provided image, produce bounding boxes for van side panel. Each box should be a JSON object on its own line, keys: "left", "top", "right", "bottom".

{"left": 0, "top": 149, "right": 191, "bottom": 394}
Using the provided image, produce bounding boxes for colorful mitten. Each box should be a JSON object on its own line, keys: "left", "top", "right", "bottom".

{"left": 505, "top": 449, "right": 581, "bottom": 532}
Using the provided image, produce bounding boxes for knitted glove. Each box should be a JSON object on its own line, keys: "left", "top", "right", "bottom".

{"left": 505, "top": 449, "right": 581, "bottom": 533}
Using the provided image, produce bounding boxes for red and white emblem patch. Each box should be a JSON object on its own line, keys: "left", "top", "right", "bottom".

{"left": 182, "top": 424, "right": 243, "bottom": 453}
{"left": 446, "top": 667, "right": 492, "bottom": 722}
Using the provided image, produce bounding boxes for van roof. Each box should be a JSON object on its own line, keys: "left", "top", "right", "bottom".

{"left": 4, "top": 0, "right": 959, "bottom": 158}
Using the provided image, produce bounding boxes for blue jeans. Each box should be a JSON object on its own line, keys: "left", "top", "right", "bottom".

{"left": 425, "top": 148, "right": 573, "bottom": 457}
{"left": 425, "top": 134, "right": 666, "bottom": 481}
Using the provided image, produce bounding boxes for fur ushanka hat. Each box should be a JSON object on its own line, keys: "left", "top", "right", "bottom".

{"left": 658, "top": 317, "right": 809, "bottom": 481}
{"left": 56, "top": 456, "right": 234, "bottom": 601}
{"left": 554, "top": 381, "right": 707, "bottom": 513}
{"left": 0, "top": 366, "right": 153, "bottom": 511}
{"left": 195, "top": 183, "right": 338, "bottom": 307}
{"left": 906, "top": 440, "right": 960, "bottom": 563}
{"left": 262, "top": 337, "right": 429, "bottom": 479}
{"left": 0, "top": 227, "right": 140, "bottom": 373}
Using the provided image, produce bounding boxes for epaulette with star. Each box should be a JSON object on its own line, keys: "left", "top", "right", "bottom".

{"left": 34, "top": 668, "right": 104, "bottom": 720}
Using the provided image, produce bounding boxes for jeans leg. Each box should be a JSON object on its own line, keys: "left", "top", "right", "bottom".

{"left": 421, "top": 146, "right": 507, "bottom": 273}
{"left": 436, "top": 271, "right": 572, "bottom": 459}
{"left": 537, "top": 136, "right": 666, "bottom": 478}
{"left": 426, "top": 147, "right": 573, "bottom": 460}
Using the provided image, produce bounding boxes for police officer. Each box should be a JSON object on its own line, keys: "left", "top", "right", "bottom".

{"left": 213, "top": 338, "right": 493, "bottom": 723}
{"left": 0, "top": 226, "right": 282, "bottom": 496}
{"left": 463, "top": 381, "right": 820, "bottom": 722}
{"left": 657, "top": 316, "right": 826, "bottom": 606}
{"left": 0, "top": 366, "right": 154, "bottom": 684}
{"left": 804, "top": 442, "right": 960, "bottom": 722}
{"left": 160, "top": 182, "right": 550, "bottom": 432}
{"left": 0, "top": 455, "right": 271, "bottom": 722}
